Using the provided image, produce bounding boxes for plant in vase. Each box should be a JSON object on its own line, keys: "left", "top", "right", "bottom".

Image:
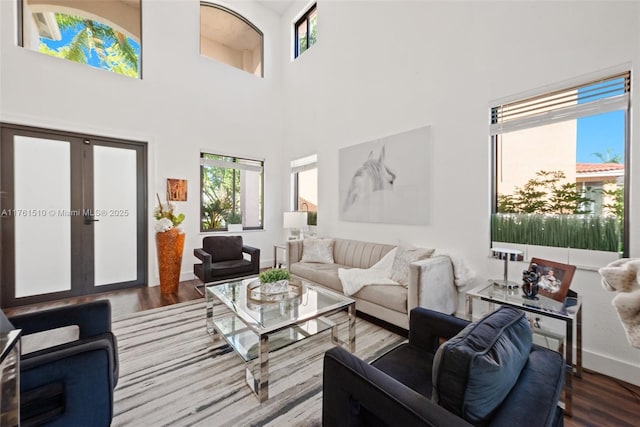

{"left": 154, "top": 194, "right": 186, "bottom": 294}
{"left": 258, "top": 268, "right": 291, "bottom": 294}
{"left": 225, "top": 210, "right": 243, "bottom": 232}
{"left": 154, "top": 194, "right": 185, "bottom": 229}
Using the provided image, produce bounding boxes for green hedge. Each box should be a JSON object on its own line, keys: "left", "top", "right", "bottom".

{"left": 307, "top": 211, "right": 317, "bottom": 226}
{"left": 491, "top": 213, "right": 620, "bottom": 252}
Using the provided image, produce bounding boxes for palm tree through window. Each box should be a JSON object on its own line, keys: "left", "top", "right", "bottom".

{"left": 20, "top": 0, "right": 141, "bottom": 78}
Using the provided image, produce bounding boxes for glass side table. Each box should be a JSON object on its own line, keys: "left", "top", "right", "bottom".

{"left": 273, "top": 243, "right": 287, "bottom": 268}
{"left": 466, "top": 282, "right": 582, "bottom": 417}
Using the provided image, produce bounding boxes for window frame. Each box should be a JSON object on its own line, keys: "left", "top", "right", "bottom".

{"left": 199, "top": 152, "right": 264, "bottom": 233}
{"left": 199, "top": 2, "right": 264, "bottom": 78}
{"left": 294, "top": 3, "right": 317, "bottom": 58}
{"left": 490, "top": 71, "right": 630, "bottom": 256}
{"left": 291, "top": 154, "right": 318, "bottom": 225}
{"left": 17, "top": 0, "right": 143, "bottom": 79}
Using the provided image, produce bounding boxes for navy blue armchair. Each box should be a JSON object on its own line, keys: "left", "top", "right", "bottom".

{"left": 7, "top": 300, "right": 118, "bottom": 427}
{"left": 323, "top": 307, "right": 565, "bottom": 427}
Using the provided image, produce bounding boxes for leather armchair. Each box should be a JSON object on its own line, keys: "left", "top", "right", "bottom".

{"left": 193, "top": 236, "right": 260, "bottom": 290}
{"left": 323, "top": 307, "right": 565, "bottom": 427}
{"left": 6, "top": 300, "right": 118, "bottom": 427}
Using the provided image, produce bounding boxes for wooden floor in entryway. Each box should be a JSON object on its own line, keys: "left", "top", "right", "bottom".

{"left": 4, "top": 283, "right": 640, "bottom": 427}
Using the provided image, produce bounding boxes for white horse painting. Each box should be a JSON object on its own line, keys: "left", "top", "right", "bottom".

{"left": 339, "top": 126, "right": 431, "bottom": 225}
{"left": 342, "top": 145, "right": 396, "bottom": 212}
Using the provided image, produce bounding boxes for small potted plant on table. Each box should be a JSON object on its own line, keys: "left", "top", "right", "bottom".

{"left": 258, "top": 268, "right": 291, "bottom": 294}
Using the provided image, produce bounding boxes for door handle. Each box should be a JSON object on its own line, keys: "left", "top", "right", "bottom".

{"left": 84, "top": 216, "right": 100, "bottom": 225}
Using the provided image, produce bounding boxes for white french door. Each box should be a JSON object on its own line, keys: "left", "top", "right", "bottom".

{"left": 1, "top": 124, "right": 147, "bottom": 307}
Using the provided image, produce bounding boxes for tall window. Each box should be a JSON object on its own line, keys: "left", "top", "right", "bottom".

{"left": 294, "top": 3, "right": 317, "bottom": 58}
{"left": 200, "top": 3, "right": 263, "bottom": 77}
{"left": 491, "top": 71, "right": 630, "bottom": 255}
{"left": 200, "top": 153, "right": 264, "bottom": 232}
{"left": 291, "top": 154, "right": 318, "bottom": 226}
{"left": 19, "top": 0, "right": 141, "bottom": 78}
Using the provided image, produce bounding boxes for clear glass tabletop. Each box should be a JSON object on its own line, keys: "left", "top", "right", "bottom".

{"left": 206, "top": 278, "right": 354, "bottom": 335}
{"left": 467, "top": 281, "right": 581, "bottom": 320}
{"left": 206, "top": 277, "right": 356, "bottom": 401}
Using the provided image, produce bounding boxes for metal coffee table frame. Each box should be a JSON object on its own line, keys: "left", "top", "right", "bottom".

{"left": 205, "top": 278, "right": 356, "bottom": 402}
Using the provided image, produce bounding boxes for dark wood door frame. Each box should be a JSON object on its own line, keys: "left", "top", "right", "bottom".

{"left": 0, "top": 122, "right": 148, "bottom": 308}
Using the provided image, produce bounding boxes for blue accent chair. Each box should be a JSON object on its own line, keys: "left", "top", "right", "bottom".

{"left": 323, "top": 307, "right": 565, "bottom": 427}
{"left": 5, "top": 300, "right": 118, "bottom": 427}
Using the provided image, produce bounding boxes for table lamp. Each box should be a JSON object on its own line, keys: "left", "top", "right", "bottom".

{"left": 490, "top": 247, "right": 524, "bottom": 288}
{"left": 283, "top": 211, "right": 308, "bottom": 240}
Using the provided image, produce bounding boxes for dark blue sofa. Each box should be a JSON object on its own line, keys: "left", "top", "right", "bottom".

{"left": 323, "top": 306, "right": 564, "bottom": 426}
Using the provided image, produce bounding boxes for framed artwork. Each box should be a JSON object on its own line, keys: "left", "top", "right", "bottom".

{"left": 530, "top": 257, "right": 576, "bottom": 302}
{"left": 338, "top": 126, "right": 431, "bottom": 225}
{"left": 167, "top": 178, "right": 187, "bottom": 201}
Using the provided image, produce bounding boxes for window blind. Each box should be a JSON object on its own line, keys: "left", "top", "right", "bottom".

{"left": 291, "top": 154, "right": 317, "bottom": 174}
{"left": 490, "top": 71, "right": 630, "bottom": 135}
{"left": 200, "top": 155, "right": 263, "bottom": 172}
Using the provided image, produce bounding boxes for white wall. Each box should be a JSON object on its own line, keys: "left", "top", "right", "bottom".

{"left": 0, "top": 0, "right": 285, "bottom": 286}
{"left": 281, "top": 1, "right": 640, "bottom": 385}
{"left": 3, "top": 0, "right": 640, "bottom": 387}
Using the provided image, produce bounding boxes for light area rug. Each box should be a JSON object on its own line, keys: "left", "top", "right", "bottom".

{"left": 112, "top": 299, "right": 405, "bottom": 427}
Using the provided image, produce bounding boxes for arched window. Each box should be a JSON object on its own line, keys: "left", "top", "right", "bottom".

{"left": 19, "top": 0, "right": 142, "bottom": 79}
{"left": 200, "top": 3, "right": 263, "bottom": 78}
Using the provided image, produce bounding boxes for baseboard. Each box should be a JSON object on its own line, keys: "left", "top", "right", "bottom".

{"left": 180, "top": 271, "right": 194, "bottom": 283}
{"left": 149, "top": 271, "right": 196, "bottom": 287}
{"left": 262, "top": 259, "right": 276, "bottom": 269}
{"left": 583, "top": 349, "right": 640, "bottom": 387}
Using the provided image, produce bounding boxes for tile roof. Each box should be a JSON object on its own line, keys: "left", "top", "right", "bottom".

{"left": 576, "top": 163, "right": 624, "bottom": 173}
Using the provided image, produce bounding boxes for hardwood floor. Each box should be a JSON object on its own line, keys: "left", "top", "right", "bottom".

{"left": 3, "top": 282, "right": 202, "bottom": 319}
{"left": 5, "top": 283, "right": 640, "bottom": 426}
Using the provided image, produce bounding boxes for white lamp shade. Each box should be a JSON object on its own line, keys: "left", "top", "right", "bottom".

{"left": 283, "top": 211, "right": 308, "bottom": 229}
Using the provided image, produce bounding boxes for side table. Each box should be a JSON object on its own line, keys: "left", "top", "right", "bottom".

{"left": 273, "top": 243, "right": 287, "bottom": 268}
{"left": 466, "top": 282, "right": 582, "bottom": 417}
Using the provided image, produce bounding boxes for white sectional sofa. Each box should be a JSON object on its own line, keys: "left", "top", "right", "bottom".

{"left": 287, "top": 238, "right": 459, "bottom": 329}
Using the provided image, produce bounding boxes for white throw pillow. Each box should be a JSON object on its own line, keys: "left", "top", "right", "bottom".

{"left": 390, "top": 244, "right": 435, "bottom": 286}
{"left": 301, "top": 238, "right": 335, "bottom": 264}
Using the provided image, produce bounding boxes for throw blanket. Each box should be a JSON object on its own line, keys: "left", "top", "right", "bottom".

{"left": 432, "top": 249, "right": 476, "bottom": 289}
{"left": 599, "top": 258, "right": 640, "bottom": 348}
{"left": 339, "top": 248, "right": 398, "bottom": 296}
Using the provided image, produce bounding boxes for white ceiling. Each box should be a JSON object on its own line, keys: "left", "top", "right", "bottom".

{"left": 257, "top": 0, "right": 295, "bottom": 16}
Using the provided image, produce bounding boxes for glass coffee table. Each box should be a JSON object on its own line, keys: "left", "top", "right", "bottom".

{"left": 205, "top": 277, "right": 356, "bottom": 402}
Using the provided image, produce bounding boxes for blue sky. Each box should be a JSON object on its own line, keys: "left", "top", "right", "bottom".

{"left": 576, "top": 110, "right": 625, "bottom": 163}
{"left": 576, "top": 79, "right": 626, "bottom": 164}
